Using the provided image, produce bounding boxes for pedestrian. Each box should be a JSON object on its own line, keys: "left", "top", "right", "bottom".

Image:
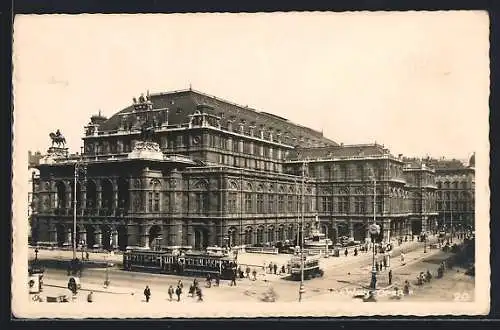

{"left": 354, "top": 248, "right": 358, "bottom": 256}
{"left": 231, "top": 270, "right": 237, "bottom": 286}
{"left": 168, "top": 285, "right": 174, "bottom": 301}
{"left": 87, "top": 291, "right": 93, "bottom": 303}
{"left": 402, "top": 281, "right": 409, "bottom": 295}
{"left": 215, "top": 274, "right": 220, "bottom": 287}
{"left": 206, "top": 274, "right": 212, "bottom": 288}
{"left": 379, "top": 261, "right": 383, "bottom": 272}
{"left": 426, "top": 269, "right": 432, "bottom": 282}
{"left": 376, "top": 262, "right": 380, "bottom": 272}
{"left": 193, "top": 278, "right": 198, "bottom": 288}
{"left": 281, "top": 265, "right": 286, "bottom": 274}
{"left": 273, "top": 263, "right": 278, "bottom": 275}
{"left": 246, "top": 266, "right": 251, "bottom": 278}
{"left": 252, "top": 269, "right": 257, "bottom": 281}
{"left": 388, "top": 269, "right": 393, "bottom": 285}
{"left": 344, "top": 248, "right": 348, "bottom": 257}
{"left": 400, "top": 253, "right": 406, "bottom": 266}
{"left": 144, "top": 285, "right": 151, "bottom": 303}
{"left": 85, "top": 251, "right": 89, "bottom": 260}
{"left": 383, "top": 257, "right": 387, "bottom": 270}
{"left": 175, "top": 285, "right": 182, "bottom": 302}
{"left": 269, "top": 263, "right": 273, "bottom": 274}
{"left": 196, "top": 286, "right": 203, "bottom": 302}
{"left": 178, "top": 280, "right": 183, "bottom": 290}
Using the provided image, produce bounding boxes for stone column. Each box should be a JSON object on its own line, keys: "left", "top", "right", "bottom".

{"left": 113, "top": 181, "right": 119, "bottom": 211}
{"left": 348, "top": 220, "right": 354, "bottom": 240}
{"left": 112, "top": 229, "right": 118, "bottom": 249}
{"left": 65, "top": 228, "right": 72, "bottom": 245}
{"left": 95, "top": 229, "right": 102, "bottom": 248}
{"left": 96, "top": 186, "right": 102, "bottom": 210}
{"left": 66, "top": 189, "right": 72, "bottom": 211}
{"left": 161, "top": 226, "right": 170, "bottom": 246}
{"left": 187, "top": 221, "right": 194, "bottom": 247}
{"left": 174, "top": 221, "right": 183, "bottom": 246}
{"left": 142, "top": 226, "right": 150, "bottom": 248}
{"left": 209, "top": 222, "right": 217, "bottom": 247}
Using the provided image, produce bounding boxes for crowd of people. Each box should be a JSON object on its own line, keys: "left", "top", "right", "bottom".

{"left": 142, "top": 278, "right": 206, "bottom": 303}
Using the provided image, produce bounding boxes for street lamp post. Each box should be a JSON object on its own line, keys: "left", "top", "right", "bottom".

{"left": 298, "top": 160, "right": 306, "bottom": 302}
{"left": 423, "top": 233, "right": 427, "bottom": 253}
{"left": 369, "top": 175, "right": 380, "bottom": 291}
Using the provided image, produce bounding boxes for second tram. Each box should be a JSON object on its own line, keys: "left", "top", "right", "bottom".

{"left": 123, "top": 248, "right": 238, "bottom": 280}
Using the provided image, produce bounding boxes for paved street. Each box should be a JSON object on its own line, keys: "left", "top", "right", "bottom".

{"left": 26, "top": 235, "right": 472, "bottom": 305}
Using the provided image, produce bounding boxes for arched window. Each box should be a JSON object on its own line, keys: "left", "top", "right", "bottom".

{"left": 256, "top": 226, "right": 264, "bottom": 244}
{"left": 244, "top": 227, "right": 253, "bottom": 245}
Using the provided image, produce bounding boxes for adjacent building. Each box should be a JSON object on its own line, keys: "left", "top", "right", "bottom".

{"left": 29, "top": 89, "right": 473, "bottom": 251}
{"left": 28, "top": 151, "right": 41, "bottom": 243}
{"left": 431, "top": 155, "right": 475, "bottom": 232}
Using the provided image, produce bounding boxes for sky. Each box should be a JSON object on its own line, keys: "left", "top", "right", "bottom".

{"left": 13, "top": 12, "right": 489, "bottom": 161}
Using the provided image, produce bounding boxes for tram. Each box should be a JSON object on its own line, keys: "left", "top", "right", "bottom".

{"left": 123, "top": 247, "right": 238, "bottom": 280}
{"left": 288, "top": 254, "right": 324, "bottom": 280}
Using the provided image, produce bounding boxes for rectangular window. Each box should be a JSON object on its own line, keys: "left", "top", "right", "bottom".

{"left": 338, "top": 197, "right": 349, "bottom": 213}
{"left": 323, "top": 196, "right": 333, "bottom": 212}
{"left": 245, "top": 193, "right": 252, "bottom": 213}
{"left": 268, "top": 195, "right": 275, "bottom": 213}
{"left": 287, "top": 195, "right": 294, "bottom": 213}
{"left": 354, "top": 198, "right": 362, "bottom": 214}
{"left": 257, "top": 194, "right": 264, "bottom": 213}
{"left": 278, "top": 195, "right": 284, "bottom": 213}
{"left": 228, "top": 192, "right": 237, "bottom": 213}
{"left": 148, "top": 192, "right": 153, "bottom": 212}
{"left": 153, "top": 192, "right": 160, "bottom": 212}
{"left": 322, "top": 197, "right": 327, "bottom": 212}
{"left": 196, "top": 192, "right": 210, "bottom": 215}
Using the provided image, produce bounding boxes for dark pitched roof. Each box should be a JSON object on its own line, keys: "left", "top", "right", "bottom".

{"left": 286, "top": 144, "right": 389, "bottom": 161}
{"left": 96, "top": 90, "right": 338, "bottom": 148}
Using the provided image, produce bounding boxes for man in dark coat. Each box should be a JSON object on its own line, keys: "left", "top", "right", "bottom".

{"left": 144, "top": 285, "right": 151, "bottom": 302}
{"left": 231, "top": 270, "right": 237, "bottom": 286}
{"left": 175, "top": 285, "right": 182, "bottom": 302}
{"left": 388, "top": 269, "right": 393, "bottom": 285}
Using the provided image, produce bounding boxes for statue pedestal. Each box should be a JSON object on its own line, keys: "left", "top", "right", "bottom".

{"left": 47, "top": 147, "right": 68, "bottom": 155}
{"left": 128, "top": 141, "right": 163, "bottom": 160}
{"left": 40, "top": 147, "right": 69, "bottom": 164}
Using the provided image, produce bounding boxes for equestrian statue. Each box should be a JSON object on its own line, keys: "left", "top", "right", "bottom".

{"left": 49, "top": 129, "right": 66, "bottom": 148}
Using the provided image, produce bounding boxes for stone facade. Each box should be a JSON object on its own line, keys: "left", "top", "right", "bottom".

{"left": 433, "top": 155, "right": 475, "bottom": 232}
{"left": 30, "top": 89, "right": 472, "bottom": 251}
